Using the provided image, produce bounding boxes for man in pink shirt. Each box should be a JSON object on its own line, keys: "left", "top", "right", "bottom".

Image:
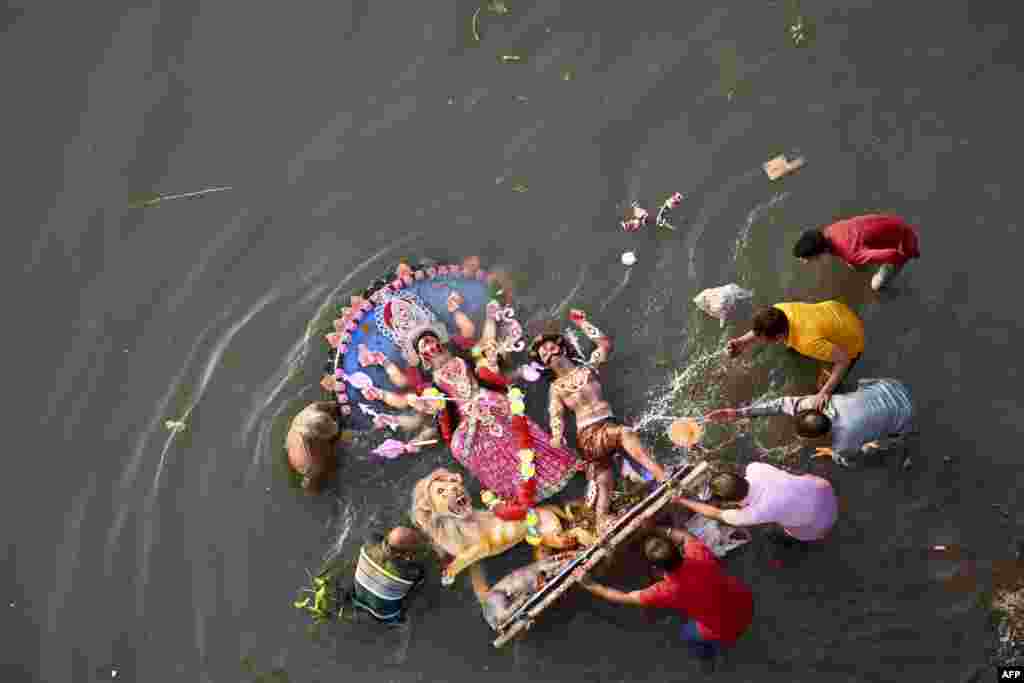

{"left": 674, "top": 463, "right": 838, "bottom": 565}
{"left": 792, "top": 214, "right": 921, "bottom": 291}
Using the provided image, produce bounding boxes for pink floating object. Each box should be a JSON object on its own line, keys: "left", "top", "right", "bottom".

{"left": 373, "top": 438, "right": 413, "bottom": 459}
{"left": 664, "top": 192, "right": 684, "bottom": 209}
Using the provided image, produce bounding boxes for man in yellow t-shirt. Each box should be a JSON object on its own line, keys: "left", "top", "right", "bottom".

{"left": 725, "top": 300, "right": 865, "bottom": 410}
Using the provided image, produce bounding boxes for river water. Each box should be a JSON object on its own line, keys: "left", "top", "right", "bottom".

{"left": 4, "top": 1, "right": 1022, "bottom": 681}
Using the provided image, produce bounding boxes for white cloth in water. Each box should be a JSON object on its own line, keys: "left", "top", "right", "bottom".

{"left": 692, "top": 284, "right": 754, "bottom": 327}
{"left": 685, "top": 514, "right": 752, "bottom": 558}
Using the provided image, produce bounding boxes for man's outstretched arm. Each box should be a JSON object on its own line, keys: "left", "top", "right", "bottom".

{"left": 579, "top": 578, "right": 645, "bottom": 607}
{"left": 570, "top": 309, "right": 612, "bottom": 366}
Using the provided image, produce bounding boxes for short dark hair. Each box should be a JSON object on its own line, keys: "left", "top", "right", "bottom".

{"left": 709, "top": 472, "right": 749, "bottom": 502}
{"left": 793, "top": 230, "right": 830, "bottom": 259}
{"left": 644, "top": 536, "right": 683, "bottom": 572}
{"left": 794, "top": 409, "right": 832, "bottom": 438}
{"left": 752, "top": 306, "right": 789, "bottom": 339}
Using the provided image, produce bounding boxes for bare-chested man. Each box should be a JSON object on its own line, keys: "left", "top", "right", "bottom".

{"left": 530, "top": 309, "right": 668, "bottom": 530}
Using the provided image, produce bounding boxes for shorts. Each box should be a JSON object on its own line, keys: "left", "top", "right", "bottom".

{"left": 680, "top": 620, "right": 722, "bottom": 660}
{"left": 576, "top": 419, "right": 624, "bottom": 480}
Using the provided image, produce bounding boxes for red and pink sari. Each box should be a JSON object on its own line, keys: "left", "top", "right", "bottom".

{"left": 432, "top": 355, "right": 579, "bottom": 501}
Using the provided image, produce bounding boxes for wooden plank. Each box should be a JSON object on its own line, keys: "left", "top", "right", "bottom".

{"left": 492, "top": 461, "right": 710, "bottom": 648}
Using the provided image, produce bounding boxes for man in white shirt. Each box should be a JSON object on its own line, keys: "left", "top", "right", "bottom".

{"left": 703, "top": 378, "right": 916, "bottom": 469}
{"left": 676, "top": 465, "right": 838, "bottom": 541}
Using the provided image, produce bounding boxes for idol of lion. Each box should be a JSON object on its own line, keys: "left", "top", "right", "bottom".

{"left": 410, "top": 468, "right": 596, "bottom": 586}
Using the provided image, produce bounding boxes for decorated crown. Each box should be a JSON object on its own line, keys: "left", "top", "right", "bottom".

{"left": 374, "top": 291, "right": 448, "bottom": 366}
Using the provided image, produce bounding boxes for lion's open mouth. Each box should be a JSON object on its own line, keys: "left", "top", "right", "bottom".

{"left": 450, "top": 492, "right": 470, "bottom": 517}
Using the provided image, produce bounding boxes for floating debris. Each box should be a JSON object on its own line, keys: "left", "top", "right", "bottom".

{"left": 128, "top": 186, "right": 232, "bottom": 209}
{"left": 471, "top": 2, "right": 510, "bottom": 43}
{"left": 656, "top": 192, "right": 684, "bottom": 230}
{"left": 621, "top": 251, "right": 637, "bottom": 267}
{"left": 790, "top": 18, "right": 808, "bottom": 46}
{"left": 164, "top": 420, "right": 187, "bottom": 433}
{"left": 514, "top": 95, "right": 529, "bottom": 103}
{"left": 693, "top": 283, "right": 754, "bottom": 328}
{"left": 561, "top": 69, "right": 575, "bottom": 81}
{"left": 762, "top": 154, "right": 805, "bottom": 180}
{"left": 620, "top": 202, "right": 649, "bottom": 232}
{"left": 511, "top": 183, "right": 528, "bottom": 192}
{"left": 471, "top": 8, "right": 484, "bottom": 42}
{"left": 784, "top": 0, "right": 816, "bottom": 48}
{"left": 500, "top": 54, "right": 524, "bottom": 64}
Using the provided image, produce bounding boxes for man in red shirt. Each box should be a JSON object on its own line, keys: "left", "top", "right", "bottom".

{"left": 580, "top": 522, "right": 754, "bottom": 671}
{"left": 792, "top": 214, "right": 921, "bottom": 291}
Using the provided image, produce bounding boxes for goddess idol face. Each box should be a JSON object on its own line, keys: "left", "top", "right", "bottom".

{"left": 537, "top": 340, "right": 563, "bottom": 367}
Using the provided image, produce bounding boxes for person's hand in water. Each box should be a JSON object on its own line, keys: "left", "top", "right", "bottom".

{"left": 705, "top": 408, "right": 739, "bottom": 423}
{"left": 725, "top": 338, "right": 745, "bottom": 358}
{"left": 811, "top": 389, "right": 831, "bottom": 411}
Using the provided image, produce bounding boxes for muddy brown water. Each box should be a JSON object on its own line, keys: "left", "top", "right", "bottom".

{"left": 4, "top": 1, "right": 1022, "bottom": 681}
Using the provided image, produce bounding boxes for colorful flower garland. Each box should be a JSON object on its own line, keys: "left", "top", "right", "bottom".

{"left": 479, "top": 386, "right": 541, "bottom": 543}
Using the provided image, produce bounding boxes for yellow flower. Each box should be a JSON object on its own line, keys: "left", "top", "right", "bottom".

{"left": 526, "top": 534, "right": 542, "bottom": 546}
{"left": 525, "top": 510, "right": 539, "bottom": 526}
{"left": 519, "top": 461, "right": 536, "bottom": 478}
{"left": 509, "top": 400, "right": 526, "bottom": 415}
{"left": 508, "top": 387, "right": 524, "bottom": 400}
{"left": 518, "top": 449, "right": 535, "bottom": 463}
{"left": 481, "top": 490, "right": 497, "bottom": 506}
